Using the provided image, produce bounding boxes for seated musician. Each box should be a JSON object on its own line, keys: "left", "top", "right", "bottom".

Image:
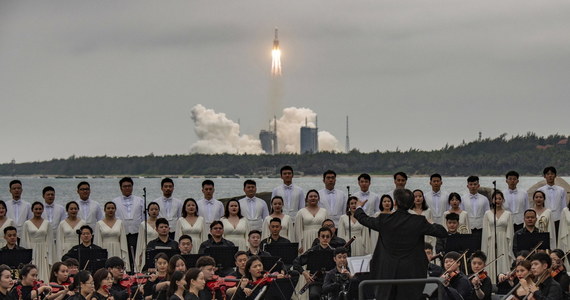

{"left": 322, "top": 247, "right": 355, "bottom": 300}
{"left": 312, "top": 219, "right": 346, "bottom": 249}
{"left": 10, "top": 264, "right": 52, "bottom": 300}
{"left": 62, "top": 258, "right": 80, "bottom": 276}
{"left": 198, "top": 221, "right": 235, "bottom": 254}
{"left": 0, "top": 264, "right": 13, "bottom": 300}
{"left": 425, "top": 242, "right": 443, "bottom": 277}
{"left": 294, "top": 227, "right": 335, "bottom": 300}
{"left": 512, "top": 209, "right": 541, "bottom": 255}
{"left": 146, "top": 218, "right": 178, "bottom": 252}
{"left": 245, "top": 231, "right": 270, "bottom": 257}
{"left": 527, "top": 252, "right": 563, "bottom": 300}
{"left": 144, "top": 253, "right": 170, "bottom": 300}
{"left": 468, "top": 250, "right": 492, "bottom": 300}
{"left": 231, "top": 255, "right": 286, "bottom": 300}
{"left": 506, "top": 260, "right": 534, "bottom": 300}
{"left": 260, "top": 218, "right": 290, "bottom": 251}
{"left": 195, "top": 256, "right": 221, "bottom": 300}
{"left": 228, "top": 251, "right": 248, "bottom": 279}
{"left": 435, "top": 213, "right": 460, "bottom": 254}
{"left": 46, "top": 262, "right": 73, "bottom": 300}
{"left": 440, "top": 251, "right": 472, "bottom": 300}
{"left": 497, "top": 250, "right": 528, "bottom": 295}
{"left": 1, "top": 226, "right": 25, "bottom": 250}
{"left": 178, "top": 235, "right": 193, "bottom": 255}
{"left": 549, "top": 249, "right": 570, "bottom": 295}
{"left": 62, "top": 225, "right": 102, "bottom": 261}
{"left": 105, "top": 256, "right": 143, "bottom": 300}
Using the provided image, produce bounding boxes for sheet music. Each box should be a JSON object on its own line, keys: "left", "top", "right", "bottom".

{"left": 347, "top": 254, "right": 372, "bottom": 275}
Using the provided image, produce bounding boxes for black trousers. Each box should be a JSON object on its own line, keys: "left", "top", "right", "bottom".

{"left": 126, "top": 233, "right": 138, "bottom": 272}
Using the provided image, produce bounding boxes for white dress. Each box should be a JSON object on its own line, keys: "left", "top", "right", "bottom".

{"left": 134, "top": 221, "right": 158, "bottom": 272}
{"left": 337, "top": 215, "right": 371, "bottom": 256}
{"left": 174, "top": 216, "right": 206, "bottom": 254}
{"left": 56, "top": 219, "right": 86, "bottom": 261}
{"left": 21, "top": 219, "right": 54, "bottom": 282}
{"left": 481, "top": 210, "right": 515, "bottom": 284}
{"left": 408, "top": 208, "right": 437, "bottom": 247}
{"left": 295, "top": 207, "right": 329, "bottom": 252}
{"left": 261, "top": 215, "right": 295, "bottom": 242}
{"left": 94, "top": 219, "right": 130, "bottom": 271}
{"left": 558, "top": 207, "right": 570, "bottom": 270}
{"left": 221, "top": 217, "right": 249, "bottom": 251}
{"left": 443, "top": 210, "right": 471, "bottom": 234}
{"left": 0, "top": 218, "right": 14, "bottom": 248}
{"left": 536, "top": 208, "right": 556, "bottom": 250}
{"left": 370, "top": 212, "right": 382, "bottom": 249}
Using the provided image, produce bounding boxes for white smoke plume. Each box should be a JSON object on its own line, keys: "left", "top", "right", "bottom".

{"left": 190, "top": 104, "right": 263, "bottom": 154}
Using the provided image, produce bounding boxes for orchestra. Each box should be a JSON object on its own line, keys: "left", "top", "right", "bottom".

{"left": 0, "top": 166, "right": 569, "bottom": 300}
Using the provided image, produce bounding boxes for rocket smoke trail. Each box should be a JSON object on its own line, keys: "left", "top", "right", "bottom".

{"left": 268, "top": 28, "right": 283, "bottom": 150}
{"left": 271, "top": 28, "right": 282, "bottom": 76}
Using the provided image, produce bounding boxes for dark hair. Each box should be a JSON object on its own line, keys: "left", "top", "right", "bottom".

{"left": 448, "top": 192, "right": 462, "bottom": 204}
{"left": 243, "top": 179, "right": 257, "bottom": 188}
{"left": 63, "top": 258, "right": 79, "bottom": 268}
{"left": 533, "top": 190, "right": 546, "bottom": 202}
{"left": 430, "top": 174, "right": 442, "bottom": 181}
{"left": 66, "top": 201, "right": 79, "bottom": 211}
{"left": 269, "top": 217, "right": 282, "bottom": 225}
{"left": 119, "top": 177, "right": 133, "bottom": 187}
{"left": 161, "top": 178, "right": 174, "bottom": 188}
{"left": 269, "top": 196, "right": 283, "bottom": 214}
{"left": 424, "top": 242, "right": 433, "bottom": 251}
{"left": 248, "top": 230, "right": 261, "bottom": 238}
{"left": 93, "top": 268, "right": 109, "bottom": 291}
{"left": 167, "top": 270, "right": 185, "bottom": 297}
{"left": 244, "top": 256, "right": 262, "bottom": 280}
{"left": 156, "top": 218, "right": 169, "bottom": 228}
{"left": 305, "top": 189, "right": 320, "bottom": 202}
{"left": 185, "top": 268, "right": 202, "bottom": 288}
{"left": 470, "top": 250, "right": 487, "bottom": 263}
{"left": 321, "top": 219, "right": 335, "bottom": 227}
{"left": 105, "top": 257, "right": 125, "bottom": 269}
{"left": 445, "top": 213, "right": 460, "bottom": 222}
{"left": 516, "top": 260, "right": 532, "bottom": 272}
{"left": 543, "top": 166, "right": 557, "bottom": 176}
{"left": 167, "top": 255, "right": 186, "bottom": 278}
{"left": 69, "top": 270, "right": 91, "bottom": 291}
{"left": 346, "top": 196, "right": 358, "bottom": 215}
{"left": 201, "top": 180, "right": 214, "bottom": 188}
{"left": 505, "top": 170, "right": 520, "bottom": 179}
{"left": 234, "top": 251, "right": 248, "bottom": 261}
{"left": 491, "top": 190, "right": 505, "bottom": 209}
{"left": 182, "top": 198, "right": 198, "bottom": 218}
{"left": 0, "top": 265, "right": 11, "bottom": 278}
{"left": 323, "top": 170, "right": 337, "bottom": 179}
{"left": 49, "top": 262, "right": 66, "bottom": 283}
{"left": 42, "top": 186, "right": 55, "bottom": 196}
{"left": 394, "top": 189, "right": 414, "bottom": 211}
{"left": 0, "top": 200, "right": 6, "bottom": 211}
{"left": 79, "top": 225, "right": 93, "bottom": 234}
{"left": 531, "top": 252, "right": 552, "bottom": 268}
{"left": 334, "top": 247, "right": 348, "bottom": 256}
{"left": 77, "top": 181, "right": 90, "bottom": 189}
{"left": 147, "top": 201, "right": 160, "bottom": 212}
{"left": 209, "top": 221, "right": 223, "bottom": 230}
{"left": 444, "top": 251, "right": 460, "bottom": 261}
{"left": 393, "top": 172, "right": 407, "bottom": 180}
{"left": 154, "top": 253, "right": 169, "bottom": 265}
{"left": 380, "top": 194, "right": 394, "bottom": 211}
{"left": 358, "top": 173, "right": 371, "bottom": 182}
{"left": 195, "top": 256, "right": 216, "bottom": 268}
{"left": 318, "top": 227, "right": 332, "bottom": 236}
{"left": 551, "top": 249, "right": 565, "bottom": 261}
{"left": 178, "top": 234, "right": 192, "bottom": 243}
{"left": 280, "top": 165, "right": 293, "bottom": 175}
{"left": 412, "top": 189, "right": 429, "bottom": 210}
{"left": 104, "top": 201, "right": 116, "bottom": 210}
{"left": 224, "top": 199, "right": 243, "bottom": 218}
{"left": 31, "top": 201, "right": 43, "bottom": 210}
{"left": 9, "top": 180, "right": 22, "bottom": 189}
{"left": 467, "top": 175, "right": 479, "bottom": 183}
{"left": 524, "top": 209, "right": 537, "bottom": 217}
{"left": 3, "top": 226, "right": 15, "bottom": 235}
{"left": 19, "top": 264, "right": 37, "bottom": 280}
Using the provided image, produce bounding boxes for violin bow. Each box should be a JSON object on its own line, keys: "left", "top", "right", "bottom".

{"left": 524, "top": 241, "right": 543, "bottom": 260}
{"left": 468, "top": 253, "right": 504, "bottom": 279}
{"left": 250, "top": 258, "right": 282, "bottom": 294}
{"left": 442, "top": 249, "right": 469, "bottom": 276}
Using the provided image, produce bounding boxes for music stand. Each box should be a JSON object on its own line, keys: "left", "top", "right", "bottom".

{"left": 445, "top": 234, "right": 480, "bottom": 257}
{"left": 265, "top": 243, "right": 299, "bottom": 265}
{"left": 515, "top": 233, "right": 550, "bottom": 253}
{"left": 78, "top": 249, "right": 108, "bottom": 273}
{"left": 145, "top": 249, "right": 180, "bottom": 270}
{"left": 181, "top": 254, "right": 203, "bottom": 268}
{"left": 306, "top": 251, "right": 335, "bottom": 274}
{"left": 260, "top": 256, "right": 283, "bottom": 273}
{"left": 265, "top": 278, "right": 295, "bottom": 300}
{"left": 0, "top": 249, "right": 32, "bottom": 269}
{"left": 204, "top": 246, "right": 238, "bottom": 274}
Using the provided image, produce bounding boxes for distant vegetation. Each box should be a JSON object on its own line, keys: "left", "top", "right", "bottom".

{"left": 1, "top": 133, "right": 569, "bottom": 176}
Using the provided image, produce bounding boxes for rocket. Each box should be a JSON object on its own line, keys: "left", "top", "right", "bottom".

{"left": 273, "top": 28, "right": 279, "bottom": 50}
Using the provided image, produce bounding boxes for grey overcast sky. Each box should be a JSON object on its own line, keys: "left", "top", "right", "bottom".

{"left": 1, "top": 1, "right": 570, "bottom": 163}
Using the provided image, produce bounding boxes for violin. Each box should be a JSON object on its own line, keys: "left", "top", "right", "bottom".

{"left": 206, "top": 275, "right": 240, "bottom": 290}
{"left": 250, "top": 272, "right": 288, "bottom": 287}
{"left": 551, "top": 266, "right": 564, "bottom": 278}
{"left": 119, "top": 273, "right": 152, "bottom": 289}
{"left": 477, "top": 271, "right": 488, "bottom": 280}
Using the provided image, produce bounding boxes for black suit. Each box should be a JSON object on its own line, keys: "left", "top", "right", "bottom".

{"left": 354, "top": 207, "right": 447, "bottom": 300}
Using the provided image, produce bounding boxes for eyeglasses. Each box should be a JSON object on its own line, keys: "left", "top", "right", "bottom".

{"left": 212, "top": 227, "right": 223, "bottom": 230}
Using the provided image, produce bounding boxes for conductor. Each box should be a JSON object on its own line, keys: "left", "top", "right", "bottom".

{"left": 354, "top": 188, "right": 447, "bottom": 300}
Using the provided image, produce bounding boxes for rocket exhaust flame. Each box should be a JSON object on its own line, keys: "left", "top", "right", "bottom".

{"left": 271, "top": 28, "right": 282, "bottom": 76}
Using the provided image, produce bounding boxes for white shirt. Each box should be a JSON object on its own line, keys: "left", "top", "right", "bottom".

{"left": 154, "top": 196, "right": 183, "bottom": 232}
{"left": 238, "top": 197, "right": 269, "bottom": 232}
{"left": 42, "top": 202, "right": 67, "bottom": 231}
{"left": 271, "top": 184, "right": 305, "bottom": 221}
{"left": 352, "top": 190, "right": 380, "bottom": 216}
{"left": 5, "top": 199, "right": 33, "bottom": 234}
{"left": 538, "top": 184, "right": 568, "bottom": 222}
{"left": 503, "top": 188, "right": 529, "bottom": 225}
{"left": 461, "top": 193, "right": 490, "bottom": 230}
{"left": 424, "top": 190, "right": 450, "bottom": 225}
{"left": 77, "top": 198, "right": 104, "bottom": 229}
{"left": 318, "top": 188, "right": 347, "bottom": 225}
{"left": 196, "top": 198, "right": 224, "bottom": 226}
{"left": 113, "top": 195, "right": 145, "bottom": 234}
